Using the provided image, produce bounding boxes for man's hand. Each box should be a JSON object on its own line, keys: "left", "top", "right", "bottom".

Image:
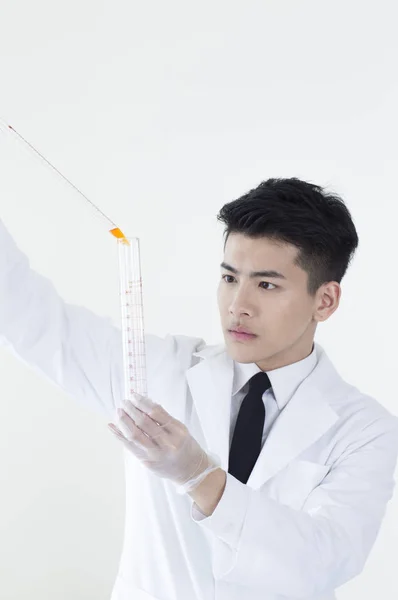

{"left": 108, "top": 393, "right": 221, "bottom": 494}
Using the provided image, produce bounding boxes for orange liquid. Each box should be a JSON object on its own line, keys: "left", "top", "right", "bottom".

{"left": 109, "top": 227, "right": 130, "bottom": 245}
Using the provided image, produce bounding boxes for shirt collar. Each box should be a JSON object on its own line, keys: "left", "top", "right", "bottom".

{"left": 232, "top": 342, "right": 317, "bottom": 411}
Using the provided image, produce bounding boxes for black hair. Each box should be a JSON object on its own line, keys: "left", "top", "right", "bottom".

{"left": 216, "top": 177, "right": 359, "bottom": 297}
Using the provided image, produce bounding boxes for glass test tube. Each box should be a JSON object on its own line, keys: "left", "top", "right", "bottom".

{"left": 117, "top": 236, "right": 148, "bottom": 402}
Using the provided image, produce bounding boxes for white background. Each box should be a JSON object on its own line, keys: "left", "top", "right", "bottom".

{"left": 0, "top": 0, "right": 397, "bottom": 598}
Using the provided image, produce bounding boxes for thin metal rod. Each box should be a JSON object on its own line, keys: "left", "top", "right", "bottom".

{"left": 0, "top": 117, "right": 118, "bottom": 229}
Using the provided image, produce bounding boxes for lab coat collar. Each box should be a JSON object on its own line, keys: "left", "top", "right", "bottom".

{"left": 189, "top": 341, "right": 341, "bottom": 489}
{"left": 230, "top": 341, "right": 317, "bottom": 411}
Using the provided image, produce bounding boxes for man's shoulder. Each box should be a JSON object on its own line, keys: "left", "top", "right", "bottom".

{"left": 327, "top": 363, "right": 397, "bottom": 435}
{"left": 312, "top": 343, "right": 398, "bottom": 432}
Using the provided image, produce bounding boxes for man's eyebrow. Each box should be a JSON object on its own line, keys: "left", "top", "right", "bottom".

{"left": 220, "top": 262, "right": 287, "bottom": 280}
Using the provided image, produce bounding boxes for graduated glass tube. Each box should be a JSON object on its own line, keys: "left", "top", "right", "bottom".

{"left": 117, "top": 236, "right": 148, "bottom": 402}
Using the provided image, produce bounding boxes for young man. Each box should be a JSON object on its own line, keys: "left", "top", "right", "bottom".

{"left": 1, "top": 177, "right": 397, "bottom": 600}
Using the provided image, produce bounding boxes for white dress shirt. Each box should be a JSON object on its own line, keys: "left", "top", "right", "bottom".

{"left": 230, "top": 341, "right": 317, "bottom": 450}
{"left": 192, "top": 341, "right": 318, "bottom": 519}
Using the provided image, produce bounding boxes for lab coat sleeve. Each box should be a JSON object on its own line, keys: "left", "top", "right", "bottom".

{"left": 192, "top": 416, "right": 398, "bottom": 598}
{"left": 0, "top": 217, "right": 169, "bottom": 420}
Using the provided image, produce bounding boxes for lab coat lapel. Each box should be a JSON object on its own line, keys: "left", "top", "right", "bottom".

{"left": 186, "top": 347, "right": 234, "bottom": 478}
{"left": 186, "top": 343, "right": 341, "bottom": 490}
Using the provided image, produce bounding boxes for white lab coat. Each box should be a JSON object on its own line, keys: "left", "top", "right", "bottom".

{"left": 1, "top": 217, "right": 398, "bottom": 600}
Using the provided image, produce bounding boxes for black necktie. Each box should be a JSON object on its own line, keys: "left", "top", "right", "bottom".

{"left": 228, "top": 371, "right": 272, "bottom": 484}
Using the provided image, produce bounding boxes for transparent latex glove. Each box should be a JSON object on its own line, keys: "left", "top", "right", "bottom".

{"left": 108, "top": 392, "right": 221, "bottom": 495}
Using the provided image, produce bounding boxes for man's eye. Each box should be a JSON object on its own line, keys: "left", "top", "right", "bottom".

{"left": 221, "top": 275, "right": 276, "bottom": 290}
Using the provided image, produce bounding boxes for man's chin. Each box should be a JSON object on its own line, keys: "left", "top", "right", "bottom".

{"left": 225, "top": 344, "right": 258, "bottom": 361}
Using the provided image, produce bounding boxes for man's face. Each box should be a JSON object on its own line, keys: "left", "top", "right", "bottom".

{"left": 217, "top": 233, "right": 338, "bottom": 370}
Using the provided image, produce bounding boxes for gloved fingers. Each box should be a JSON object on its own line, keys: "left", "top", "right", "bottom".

{"left": 107, "top": 422, "right": 149, "bottom": 458}
{"left": 130, "top": 392, "right": 157, "bottom": 414}
{"left": 108, "top": 422, "right": 126, "bottom": 441}
{"left": 113, "top": 408, "right": 159, "bottom": 449}
{"left": 122, "top": 401, "right": 169, "bottom": 440}
{"left": 131, "top": 393, "right": 177, "bottom": 431}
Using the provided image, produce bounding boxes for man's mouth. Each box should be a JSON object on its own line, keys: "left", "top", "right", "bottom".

{"left": 229, "top": 330, "right": 257, "bottom": 341}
